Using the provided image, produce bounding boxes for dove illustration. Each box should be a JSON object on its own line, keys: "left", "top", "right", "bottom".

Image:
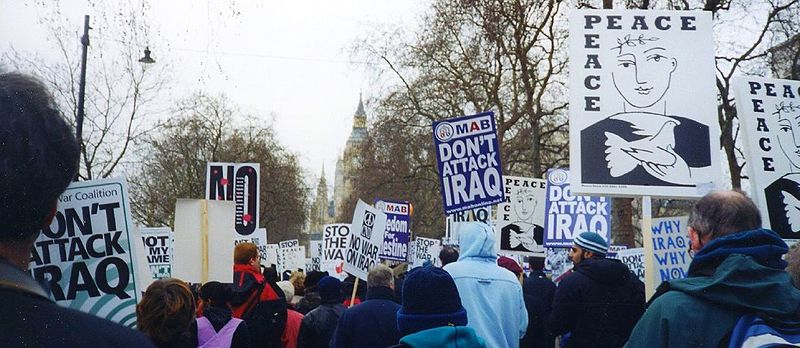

{"left": 782, "top": 191, "right": 800, "bottom": 233}
{"left": 509, "top": 230, "right": 536, "bottom": 250}
{"left": 604, "top": 120, "right": 692, "bottom": 183}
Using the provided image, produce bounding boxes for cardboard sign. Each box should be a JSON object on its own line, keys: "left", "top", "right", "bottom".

{"left": 411, "top": 237, "right": 442, "bottom": 268}
{"left": 543, "top": 169, "right": 612, "bottom": 247}
{"left": 206, "top": 162, "right": 260, "bottom": 237}
{"left": 265, "top": 244, "right": 279, "bottom": 268}
{"left": 735, "top": 77, "right": 800, "bottom": 241}
{"left": 29, "top": 178, "right": 140, "bottom": 327}
{"left": 616, "top": 248, "right": 646, "bottom": 282}
{"left": 278, "top": 239, "right": 304, "bottom": 273}
{"left": 446, "top": 206, "right": 492, "bottom": 245}
{"left": 496, "top": 176, "right": 547, "bottom": 255}
{"left": 139, "top": 227, "right": 172, "bottom": 280}
{"left": 173, "top": 199, "right": 235, "bottom": 284}
{"left": 569, "top": 10, "right": 720, "bottom": 197}
{"left": 545, "top": 248, "right": 572, "bottom": 285}
{"left": 651, "top": 216, "right": 690, "bottom": 283}
{"left": 433, "top": 112, "right": 505, "bottom": 214}
{"left": 309, "top": 240, "right": 322, "bottom": 272}
{"left": 234, "top": 228, "right": 268, "bottom": 267}
{"left": 322, "top": 224, "right": 349, "bottom": 280}
{"left": 344, "top": 200, "right": 388, "bottom": 280}
{"left": 376, "top": 199, "right": 411, "bottom": 261}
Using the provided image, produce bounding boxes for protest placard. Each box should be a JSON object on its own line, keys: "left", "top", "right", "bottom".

{"left": 545, "top": 248, "right": 572, "bottom": 285}
{"left": 265, "top": 244, "right": 279, "bottom": 268}
{"left": 650, "top": 216, "right": 690, "bottom": 283}
{"left": 568, "top": 10, "right": 719, "bottom": 197}
{"left": 446, "top": 206, "right": 492, "bottom": 246}
{"left": 375, "top": 200, "right": 411, "bottom": 261}
{"left": 29, "top": 178, "right": 140, "bottom": 327}
{"left": 309, "top": 240, "right": 322, "bottom": 271}
{"left": 344, "top": 200, "right": 388, "bottom": 280}
{"left": 616, "top": 248, "right": 646, "bottom": 282}
{"left": 234, "top": 228, "right": 268, "bottom": 267}
{"left": 735, "top": 77, "right": 800, "bottom": 242}
{"left": 173, "top": 199, "right": 235, "bottom": 284}
{"left": 411, "top": 237, "right": 442, "bottom": 269}
{"left": 206, "top": 162, "right": 260, "bottom": 237}
{"left": 496, "top": 176, "right": 547, "bottom": 255}
{"left": 543, "top": 169, "right": 611, "bottom": 248}
{"left": 278, "top": 239, "right": 304, "bottom": 273}
{"left": 433, "top": 112, "right": 504, "bottom": 214}
{"left": 322, "top": 224, "right": 349, "bottom": 280}
{"left": 139, "top": 227, "right": 172, "bottom": 280}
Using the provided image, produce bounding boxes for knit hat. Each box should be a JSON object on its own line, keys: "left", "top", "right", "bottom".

{"left": 317, "top": 276, "right": 343, "bottom": 304}
{"left": 199, "top": 281, "right": 234, "bottom": 303}
{"left": 277, "top": 280, "right": 294, "bottom": 303}
{"left": 304, "top": 270, "right": 329, "bottom": 291}
{"left": 574, "top": 232, "right": 609, "bottom": 256}
{"left": 497, "top": 256, "right": 523, "bottom": 276}
{"left": 397, "top": 266, "right": 468, "bottom": 336}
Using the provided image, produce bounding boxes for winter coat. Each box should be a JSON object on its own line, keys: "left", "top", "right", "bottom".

{"left": 0, "top": 257, "right": 155, "bottom": 348}
{"left": 296, "top": 292, "right": 322, "bottom": 315}
{"left": 200, "top": 305, "right": 252, "bottom": 348}
{"left": 443, "top": 223, "right": 528, "bottom": 348}
{"left": 282, "top": 309, "right": 303, "bottom": 348}
{"left": 625, "top": 229, "right": 800, "bottom": 348}
{"left": 390, "top": 326, "right": 487, "bottom": 348}
{"left": 231, "top": 264, "right": 280, "bottom": 317}
{"left": 549, "top": 256, "right": 645, "bottom": 348}
{"left": 521, "top": 270, "right": 556, "bottom": 348}
{"left": 330, "top": 286, "right": 401, "bottom": 348}
{"left": 296, "top": 303, "right": 345, "bottom": 348}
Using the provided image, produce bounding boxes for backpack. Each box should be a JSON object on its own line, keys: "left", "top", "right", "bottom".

{"left": 727, "top": 313, "right": 800, "bottom": 348}
{"left": 242, "top": 298, "right": 288, "bottom": 348}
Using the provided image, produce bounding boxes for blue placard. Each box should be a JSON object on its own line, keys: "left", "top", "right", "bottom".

{"left": 432, "top": 111, "right": 505, "bottom": 214}
{"left": 375, "top": 199, "right": 411, "bottom": 261}
{"left": 543, "top": 168, "right": 612, "bottom": 248}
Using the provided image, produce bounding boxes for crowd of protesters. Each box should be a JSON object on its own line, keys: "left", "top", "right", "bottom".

{"left": 3, "top": 71, "right": 800, "bottom": 347}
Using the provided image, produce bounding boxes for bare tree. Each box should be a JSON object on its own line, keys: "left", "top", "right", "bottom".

{"left": 1, "top": 1, "right": 170, "bottom": 180}
{"left": 130, "top": 93, "right": 310, "bottom": 243}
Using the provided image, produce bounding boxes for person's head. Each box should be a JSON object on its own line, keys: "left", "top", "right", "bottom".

{"left": 528, "top": 256, "right": 546, "bottom": 272}
{"left": 439, "top": 246, "right": 459, "bottom": 267}
{"left": 611, "top": 34, "right": 677, "bottom": 109}
{"left": 497, "top": 256, "right": 523, "bottom": 278}
{"left": 513, "top": 187, "right": 538, "bottom": 221}
{"left": 317, "top": 276, "right": 343, "bottom": 304}
{"left": 277, "top": 280, "right": 295, "bottom": 304}
{"left": 776, "top": 105, "right": 800, "bottom": 170}
{"left": 304, "top": 270, "right": 328, "bottom": 293}
{"left": 263, "top": 264, "right": 279, "bottom": 283}
{"left": 786, "top": 243, "right": 800, "bottom": 289}
{"left": 397, "top": 266, "right": 467, "bottom": 336}
{"left": 199, "top": 281, "right": 234, "bottom": 307}
{"left": 570, "top": 232, "right": 609, "bottom": 265}
{"left": 234, "top": 242, "right": 259, "bottom": 268}
{"left": 136, "top": 279, "right": 196, "bottom": 346}
{"left": 687, "top": 190, "right": 761, "bottom": 252}
{"left": 0, "top": 73, "right": 80, "bottom": 267}
{"left": 367, "top": 264, "right": 394, "bottom": 289}
{"left": 290, "top": 271, "right": 307, "bottom": 296}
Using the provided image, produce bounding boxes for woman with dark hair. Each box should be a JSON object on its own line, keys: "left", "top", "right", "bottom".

{"left": 199, "top": 281, "right": 252, "bottom": 347}
{"left": 137, "top": 278, "right": 197, "bottom": 347}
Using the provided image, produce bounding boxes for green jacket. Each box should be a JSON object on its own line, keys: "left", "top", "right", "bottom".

{"left": 397, "top": 326, "right": 486, "bottom": 348}
{"left": 625, "top": 229, "right": 800, "bottom": 348}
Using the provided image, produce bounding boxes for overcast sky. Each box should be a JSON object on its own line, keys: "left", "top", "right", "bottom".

{"left": 0, "top": 0, "right": 426, "bottom": 188}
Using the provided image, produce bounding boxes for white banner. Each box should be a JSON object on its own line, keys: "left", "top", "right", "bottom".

{"left": 322, "top": 224, "right": 349, "bottom": 280}
{"left": 139, "top": 227, "right": 172, "bottom": 280}
{"left": 344, "top": 200, "right": 388, "bottom": 280}
{"left": 411, "top": 237, "right": 442, "bottom": 269}
{"left": 496, "top": 176, "right": 547, "bottom": 255}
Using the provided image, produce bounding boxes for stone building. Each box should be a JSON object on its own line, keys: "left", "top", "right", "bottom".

{"left": 333, "top": 97, "right": 367, "bottom": 220}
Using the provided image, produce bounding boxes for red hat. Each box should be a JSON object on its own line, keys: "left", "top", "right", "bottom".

{"left": 497, "top": 256, "right": 523, "bottom": 276}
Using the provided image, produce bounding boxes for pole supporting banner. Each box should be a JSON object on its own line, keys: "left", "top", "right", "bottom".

{"left": 641, "top": 196, "right": 656, "bottom": 300}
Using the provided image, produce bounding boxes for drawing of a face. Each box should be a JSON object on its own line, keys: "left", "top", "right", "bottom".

{"left": 777, "top": 111, "right": 800, "bottom": 170}
{"left": 612, "top": 36, "right": 677, "bottom": 109}
{"left": 513, "top": 188, "right": 537, "bottom": 221}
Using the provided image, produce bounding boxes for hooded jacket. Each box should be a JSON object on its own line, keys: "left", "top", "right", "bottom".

{"left": 443, "top": 222, "right": 528, "bottom": 348}
{"left": 392, "top": 326, "right": 487, "bottom": 348}
{"left": 625, "top": 229, "right": 800, "bottom": 348}
{"left": 330, "top": 286, "right": 401, "bottom": 348}
{"left": 549, "top": 256, "right": 645, "bottom": 348}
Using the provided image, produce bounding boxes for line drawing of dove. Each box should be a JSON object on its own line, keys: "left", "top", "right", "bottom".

{"left": 782, "top": 191, "right": 800, "bottom": 233}
{"left": 604, "top": 120, "right": 692, "bottom": 184}
{"left": 509, "top": 230, "right": 537, "bottom": 250}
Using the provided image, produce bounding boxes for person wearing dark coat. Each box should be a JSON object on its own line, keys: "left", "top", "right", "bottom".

{"left": 199, "top": 281, "right": 252, "bottom": 348}
{"left": 330, "top": 264, "right": 401, "bottom": 348}
{"left": 297, "top": 276, "right": 346, "bottom": 348}
{"left": 0, "top": 73, "right": 154, "bottom": 348}
{"left": 549, "top": 232, "right": 645, "bottom": 348}
{"left": 521, "top": 257, "right": 556, "bottom": 348}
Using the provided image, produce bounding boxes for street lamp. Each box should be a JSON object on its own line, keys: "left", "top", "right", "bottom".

{"left": 74, "top": 14, "right": 155, "bottom": 181}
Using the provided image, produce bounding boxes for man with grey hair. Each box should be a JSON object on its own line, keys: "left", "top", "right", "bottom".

{"left": 626, "top": 190, "right": 800, "bottom": 348}
{"left": 330, "top": 264, "right": 400, "bottom": 347}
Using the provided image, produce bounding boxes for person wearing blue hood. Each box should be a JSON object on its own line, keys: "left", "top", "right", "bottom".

{"left": 443, "top": 222, "right": 528, "bottom": 348}
{"left": 625, "top": 190, "right": 800, "bottom": 348}
{"left": 548, "top": 231, "right": 645, "bottom": 348}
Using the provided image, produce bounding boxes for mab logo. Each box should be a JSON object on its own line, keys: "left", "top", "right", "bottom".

{"left": 376, "top": 200, "right": 410, "bottom": 215}
{"left": 434, "top": 113, "right": 494, "bottom": 142}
